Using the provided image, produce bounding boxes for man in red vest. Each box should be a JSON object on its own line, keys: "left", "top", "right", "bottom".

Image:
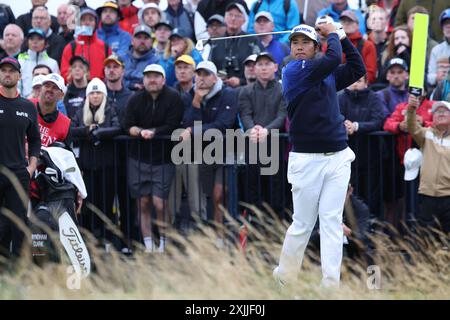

{"left": 37, "top": 73, "right": 72, "bottom": 147}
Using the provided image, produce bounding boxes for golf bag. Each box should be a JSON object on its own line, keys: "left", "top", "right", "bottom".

{"left": 30, "top": 143, "right": 91, "bottom": 277}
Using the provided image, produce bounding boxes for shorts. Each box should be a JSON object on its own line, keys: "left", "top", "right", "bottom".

{"left": 199, "top": 164, "right": 225, "bottom": 195}
{"left": 128, "top": 158, "right": 175, "bottom": 199}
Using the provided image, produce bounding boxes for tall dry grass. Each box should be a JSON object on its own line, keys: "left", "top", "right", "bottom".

{"left": 0, "top": 201, "right": 449, "bottom": 300}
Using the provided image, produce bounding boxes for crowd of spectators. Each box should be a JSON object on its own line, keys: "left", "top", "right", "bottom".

{"left": 0, "top": 0, "right": 449, "bottom": 256}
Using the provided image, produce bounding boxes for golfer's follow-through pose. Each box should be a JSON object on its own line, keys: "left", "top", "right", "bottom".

{"left": 273, "top": 20, "right": 366, "bottom": 287}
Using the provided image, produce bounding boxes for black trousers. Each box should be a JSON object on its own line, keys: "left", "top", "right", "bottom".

{"left": 418, "top": 194, "right": 450, "bottom": 234}
{"left": 80, "top": 168, "right": 116, "bottom": 242}
{"left": 0, "top": 167, "right": 30, "bottom": 258}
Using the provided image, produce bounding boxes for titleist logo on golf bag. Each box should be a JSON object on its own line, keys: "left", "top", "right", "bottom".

{"left": 61, "top": 227, "right": 89, "bottom": 274}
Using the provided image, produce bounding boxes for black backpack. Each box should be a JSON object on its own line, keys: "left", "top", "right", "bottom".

{"left": 69, "top": 40, "right": 110, "bottom": 61}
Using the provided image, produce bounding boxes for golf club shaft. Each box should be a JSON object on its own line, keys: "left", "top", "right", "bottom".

{"left": 203, "top": 30, "right": 291, "bottom": 43}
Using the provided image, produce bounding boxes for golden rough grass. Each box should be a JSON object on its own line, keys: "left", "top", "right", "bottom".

{"left": 0, "top": 205, "right": 449, "bottom": 300}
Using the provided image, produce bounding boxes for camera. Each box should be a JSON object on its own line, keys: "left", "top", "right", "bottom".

{"left": 224, "top": 56, "right": 240, "bottom": 73}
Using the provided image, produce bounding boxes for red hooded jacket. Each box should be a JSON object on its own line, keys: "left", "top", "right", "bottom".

{"left": 383, "top": 99, "right": 434, "bottom": 163}
{"left": 60, "top": 33, "right": 111, "bottom": 82}
{"left": 322, "top": 32, "right": 377, "bottom": 84}
{"left": 347, "top": 32, "right": 377, "bottom": 84}
{"left": 119, "top": 5, "right": 139, "bottom": 35}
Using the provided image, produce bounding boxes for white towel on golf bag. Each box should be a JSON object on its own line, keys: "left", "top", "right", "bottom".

{"left": 42, "top": 146, "right": 87, "bottom": 199}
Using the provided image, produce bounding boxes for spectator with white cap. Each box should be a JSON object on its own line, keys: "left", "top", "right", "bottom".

{"left": 124, "top": 63, "right": 184, "bottom": 253}
{"left": 71, "top": 77, "right": 122, "bottom": 250}
{"left": 28, "top": 74, "right": 47, "bottom": 101}
{"left": 122, "top": 25, "right": 159, "bottom": 91}
{"left": 243, "top": 54, "right": 257, "bottom": 85}
{"left": 180, "top": 60, "right": 238, "bottom": 248}
{"left": 138, "top": 2, "right": 165, "bottom": 31}
{"left": 407, "top": 97, "right": 450, "bottom": 235}
{"left": 252, "top": 11, "right": 290, "bottom": 68}
{"left": 35, "top": 73, "right": 71, "bottom": 148}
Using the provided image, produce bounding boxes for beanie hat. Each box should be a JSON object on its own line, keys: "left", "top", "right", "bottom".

{"left": 86, "top": 77, "right": 107, "bottom": 96}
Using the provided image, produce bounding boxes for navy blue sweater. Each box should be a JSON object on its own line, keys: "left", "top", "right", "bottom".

{"left": 282, "top": 33, "right": 366, "bottom": 153}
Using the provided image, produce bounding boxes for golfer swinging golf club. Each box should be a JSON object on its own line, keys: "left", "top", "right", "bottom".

{"left": 273, "top": 17, "right": 366, "bottom": 287}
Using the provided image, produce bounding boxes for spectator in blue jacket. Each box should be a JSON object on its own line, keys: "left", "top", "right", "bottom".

{"left": 96, "top": 1, "right": 132, "bottom": 58}
{"left": 376, "top": 58, "right": 409, "bottom": 118}
{"left": 247, "top": 0, "right": 300, "bottom": 43}
{"left": 159, "top": 29, "right": 203, "bottom": 87}
{"left": 121, "top": 25, "right": 159, "bottom": 91}
{"left": 165, "top": 0, "right": 196, "bottom": 42}
{"left": 252, "top": 11, "right": 290, "bottom": 70}
{"left": 179, "top": 61, "right": 238, "bottom": 249}
{"left": 317, "top": 0, "right": 366, "bottom": 36}
{"left": 339, "top": 75, "right": 385, "bottom": 215}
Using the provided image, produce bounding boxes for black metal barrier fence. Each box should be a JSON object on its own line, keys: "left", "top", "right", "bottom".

{"left": 72, "top": 131, "right": 416, "bottom": 250}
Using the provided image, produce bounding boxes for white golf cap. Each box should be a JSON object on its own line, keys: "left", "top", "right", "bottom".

{"left": 404, "top": 148, "right": 423, "bottom": 181}
{"left": 86, "top": 77, "right": 107, "bottom": 96}
{"left": 32, "top": 74, "right": 47, "bottom": 88}
{"left": 195, "top": 61, "right": 217, "bottom": 75}
{"left": 143, "top": 64, "right": 166, "bottom": 78}
{"left": 431, "top": 101, "right": 450, "bottom": 113}
{"left": 42, "top": 73, "right": 66, "bottom": 93}
{"left": 289, "top": 24, "right": 319, "bottom": 43}
{"left": 255, "top": 11, "right": 274, "bottom": 22}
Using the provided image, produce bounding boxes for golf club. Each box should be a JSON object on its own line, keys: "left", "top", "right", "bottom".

{"left": 195, "top": 30, "right": 291, "bottom": 51}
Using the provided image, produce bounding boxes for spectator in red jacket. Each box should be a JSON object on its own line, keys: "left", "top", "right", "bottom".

{"left": 60, "top": 7, "right": 111, "bottom": 82}
{"left": 383, "top": 93, "right": 434, "bottom": 164}
{"left": 340, "top": 10, "right": 377, "bottom": 84}
{"left": 118, "top": 0, "right": 139, "bottom": 35}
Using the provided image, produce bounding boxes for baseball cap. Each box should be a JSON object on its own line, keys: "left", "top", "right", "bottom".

{"left": 80, "top": 7, "right": 98, "bottom": 20}
{"left": 0, "top": 57, "right": 21, "bottom": 73}
{"left": 207, "top": 14, "right": 225, "bottom": 26}
{"left": 86, "top": 77, "right": 107, "bottom": 95}
{"left": 96, "top": 1, "right": 123, "bottom": 20}
{"left": 175, "top": 55, "right": 195, "bottom": 67}
{"left": 255, "top": 11, "right": 274, "bottom": 23}
{"left": 256, "top": 52, "right": 276, "bottom": 63}
{"left": 431, "top": 101, "right": 450, "bottom": 113}
{"left": 28, "top": 28, "right": 46, "bottom": 39}
{"left": 288, "top": 24, "right": 319, "bottom": 43}
{"left": 42, "top": 73, "right": 67, "bottom": 93}
{"left": 104, "top": 54, "right": 124, "bottom": 67}
{"left": 225, "top": 2, "right": 246, "bottom": 16}
{"left": 244, "top": 54, "right": 257, "bottom": 65}
{"left": 404, "top": 148, "right": 422, "bottom": 181}
{"left": 143, "top": 64, "right": 166, "bottom": 78}
{"left": 169, "top": 28, "right": 185, "bottom": 40}
{"left": 133, "top": 24, "right": 153, "bottom": 38}
{"left": 387, "top": 57, "right": 408, "bottom": 71}
{"left": 440, "top": 8, "right": 450, "bottom": 27}
{"left": 70, "top": 55, "right": 90, "bottom": 67}
{"left": 138, "top": 3, "right": 163, "bottom": 24}
{"left": 340, "top": 10, "right": 358, "bottom": 23}
{"left": 32, "top": 74, "right": 46, "bottom": 88}
{"left": 195, "top": 61, "right": 217, "bottom": 75}
{"left": 155, "top": 20, "right": 173, "bottom": 31}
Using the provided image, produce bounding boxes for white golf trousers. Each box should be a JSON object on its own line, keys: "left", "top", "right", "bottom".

{"left": 275, "top": 147, "right": 355, "bottom": 287}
